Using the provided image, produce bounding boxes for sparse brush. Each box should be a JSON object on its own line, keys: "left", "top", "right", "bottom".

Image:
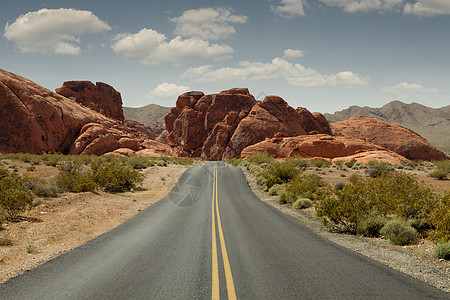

{"left": 268, "top": 184, "right": 283, "bottom": 196}
{"left": 435, "top": 242, "right": 450, "bottom": 260}
{"left": 246, "top": 152, "right": 275, "bottom": 165}
{"left": 292, "top": 198, "right": 313, "bottom": 209}
{"left": 357, "top": 215, "right": 388, "bottom": 237}
{"left": 0, "top": 237, "right": 13, "bottom": 246}
{"left": 380, "top": 220, "right": 418, "bottom": 245}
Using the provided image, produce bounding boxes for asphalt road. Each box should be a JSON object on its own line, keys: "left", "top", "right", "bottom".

{"left": 1, "top": 162, "right": 448, "bottom": 299}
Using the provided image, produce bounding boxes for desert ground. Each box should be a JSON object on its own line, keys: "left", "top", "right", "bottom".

{"left": 0, "top": 157, "right": 448, "bottom": 293}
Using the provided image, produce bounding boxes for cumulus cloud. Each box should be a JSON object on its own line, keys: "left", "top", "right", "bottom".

{"left": 111, "top": 28, "right": 233, "bottom": 65}
{"left": 4, "top": 8, "right": 110, "bottom": 54}
{"left": 380, "top": 82, "right": 440, "bottom": 95}
{"left": 171, "top": 7, "right": 248, "bottom": 40}
{"left": 319, "top": 0, "right": 402, "bottom": 13}
{"left": 181, "top": 53, "right": 369, "bottom": 87}
{"left": 283, "top": 49, "right": 304, "bottom": 60}
{"left": 404, "top": 0, "right": 450, "bottom": 16}
{"left": 145, "top": 82, "right": 191, "bottom": 100}
{"left": 271, "top": 0, "right": 307, "bottom": 18}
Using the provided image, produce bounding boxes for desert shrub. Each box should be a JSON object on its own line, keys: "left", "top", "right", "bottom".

{"left": 344, "top": 160, "right": 356, "bottom": 168}
{"left": 156, "top": 160, "right": 167, "bottom": 167}
{"left": 429, "top": 169, "right": 448, "bottom": 180}
{"left": 32, "top": 198, "right": 43, "bottom": 207}
{"left": 260, "top": 161, "right": 298, "bottom": 189}
{"left": 268, "top": 184, "right": 283, "bottom": 196}
{"left": 292, "top": 198, "right": 313, "bottom": 209}
{"left": 334, "top": 182, "right": 346, "bottom": 190}
{"left": 56, "top": 161, "right": 97, "bottom": 193}
{"left": 90, "top": 157, "right": 143, "bottom": 193}
{"left": 0, "top": 173, "right": 33, "bottom": 221}
{"left": 25, "top": 179, "right": 58, "bottom": 197}
{"left": 309, "top": 159, "right": 332, "bottom": 168}
{"left": 281, "top": 173, "right": 324, "bottom": 204}
{"left": 315, "top": 172, "right": 435, "bottom": 234}
{"left": 406, "top": 218, "right": 431, "bottom": 235}
{"left": 127, "top": 155, "right": 151, "bottom": 169}
{"left": 26, "top": 243, "right": 38, "bottom": 254}
{"left": 435, "top": 242, "right": 450, "bottom": 260}
{"left": 380, "top": 220, "right": 418, "bottom": 245}
{"left": 246, "top": 152, "right": 275, "bottom": 165}
{"left": 0, "top": 237, "right": 13, "bottom": 246}
{"left": 357, "top": 215, "right": 387, "bottom": 237}
{"left": 227, "top": 158, "right": 242, "bottom": 166}
{"left": 367, "top": 163, "right": 392, "bottom": 178}
{"left": 427, "top": 192, "right": 450, "bottom": 243}
{"left": 0, "top": 167, "right": 9, "bottom": 179}
{"left": 248, "top": 164, "right": 262, "bottom": 176}
{"left": 286, "top": 156, "right": 308, "bottom": 170}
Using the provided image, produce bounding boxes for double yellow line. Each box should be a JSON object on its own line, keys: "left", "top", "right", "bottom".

{"left": 211, "top": 166, "right": 237, "bottom": 300}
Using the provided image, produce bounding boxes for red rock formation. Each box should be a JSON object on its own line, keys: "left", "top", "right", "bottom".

{"left": 165, "top": 89, "right": 332, "bottom": 160}
{"left": 0, "top": 69, "right": 172, "bottom": 157}
{"left": 241, "top": 134, "right": 407, "bottom": 164}
{"left": 56, "top": 81, "right": 125, "bottom": 122}
{"left": 331, "top": 117, "right": 448, "bottom": 161}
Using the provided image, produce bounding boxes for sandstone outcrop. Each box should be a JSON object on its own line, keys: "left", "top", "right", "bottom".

{"left": 56, "top": 81, "right": 125, "bottom": 122}
{"left": 165, "top": 89, "right": 332, "bottom": 160}
{"left": 0, "top": 69, "right": 172, "bottom": 157}
{"left": 331, "top": 117, "right": 448, "bottom": 161}
{"left": 241, "top": 134, "right": 407, "bottom": 165}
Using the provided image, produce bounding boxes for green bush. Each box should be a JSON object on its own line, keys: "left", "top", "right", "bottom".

{"left": 344, "top": 160, "right": 356, "bottom": 168}
{"left": 357, "top": 215, "right": 387, "bottom": 237}
{"left": 260, "top": 161, "right": 298, "bottom": 189}
{"left": 25, "top": 179, "right": 58, "bottom": 197}
{"left": 428, "top": 192, "right": 450, "bottom": 243}
{"left": 286, "top": 156, "right": 308, "bottom": 170}
{"left": 281, "top": 173, "right": 324, "bottom": 204}
{"left": 435, "top": 242, "right": 450, "bottom": 260}
{"left": 315, "top": 172, "right": 436, "bottom": 234}
{"left": 268, "top": 184, "right": 283, "bottom": 196}
{"left": 429, "top": 169, "right": 448, "bottom": 180}
{"left": 246, "top": 152, "right": 275, "bottom": 165}
{"left": 380, "top": 220, "right": 418, "bottom": 245}
{"left": 127, "top": 155, "right": 151, "bottom": 169}
{"left": 367, "top": 163, "right": 392, "bottom": 178}
{"left": 56, "top": 161, "right": 97, "bottom": 193}
{"left": 0, "top": 173, "right": 33, "bottom": 221}
{"left": 309, "top": 159, "right": 332, "bottom": 168}
{"left": 334, "top": 182, "right": 345, "bottom": 190}
{"left": 292, "top": 198, "right": 312, "bottom": 209}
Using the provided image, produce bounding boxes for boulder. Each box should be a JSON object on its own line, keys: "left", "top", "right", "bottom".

{"left": 56, "top": 81, "right": 125, "bottom": 122}
{"left": 331, "top": 117, "right": 448, "bottom": 161}
{"left": 241, "top": 134, "right": 407, "bottom": 164}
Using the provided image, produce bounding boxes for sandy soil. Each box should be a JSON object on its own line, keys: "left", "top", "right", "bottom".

{"left": 241, "top": 165, "right": 450, "bottom": 293}
{"left": 0, "top": 160, "right": 193, "bottom": 282}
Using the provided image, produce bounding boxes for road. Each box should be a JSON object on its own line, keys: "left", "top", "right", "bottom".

{"left": 1, "top": 162, "right": 448, "bottom": 299}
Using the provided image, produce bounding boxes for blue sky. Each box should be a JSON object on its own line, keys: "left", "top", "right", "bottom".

{"left": 1, "top": 0, "right": 449, "bottom": 113}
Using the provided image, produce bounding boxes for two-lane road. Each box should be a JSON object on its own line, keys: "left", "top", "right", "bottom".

{"left": 1, "top": 162, "right": 448, "bottom": 299}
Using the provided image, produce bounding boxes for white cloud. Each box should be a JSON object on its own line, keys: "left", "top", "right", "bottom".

{"left": 271, "top": 0, "right": 307, "bottom": 18}
{"left": 54, "top": 42, "right": 81, "bottom": 55}
{"left": 4, "top": 8, "right": 110, "bottom": 55}
{"left": 404, "top": 0, "right": 450, "bottom": 16}
{"left": 283, "top": 49, "right": 304, "bottom": 60}
{"left": 319, "top": 0, "right": 402, "bottom": 13}
{"left": 181, "top": 55, "right": 369, "bottom": 87}
{"left": 111, "top": 28, "right": 233, "bottom": 66}
{"left": 145, "top": 82, "right": 191, "bottom": 99}
{"left": 171, "top": 7, "right": 248, "bottom": 40}
{"left": 380, "top": 82, "right": 440, "bottom": 95}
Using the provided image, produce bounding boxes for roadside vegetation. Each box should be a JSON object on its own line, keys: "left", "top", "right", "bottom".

{"left": 228, "top": 152, "right": 450, "bottom": 259}
{"left": 0, "top": 153, "right": 198, "bottom": 226}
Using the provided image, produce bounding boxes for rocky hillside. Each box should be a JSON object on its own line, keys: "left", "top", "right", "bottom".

{"left": 123, "top": 104, "right": 170, "bottom": 128}
{"left": 325, "top": 101, "right": 450, "bottom": 155}
{"left": 164, "top": 88, "right": 447, "bottom": 162}
{"left": 0, "top": 69, "right": 172, "bottom": 157}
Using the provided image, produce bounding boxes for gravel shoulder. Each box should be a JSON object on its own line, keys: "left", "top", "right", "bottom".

{"left": 240, "top": 166, "right": 450, "bottom": 294}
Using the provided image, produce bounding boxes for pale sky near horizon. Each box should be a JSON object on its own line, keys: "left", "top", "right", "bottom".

{"left": 1, "top": 0, "right": 449, "bottom": 113}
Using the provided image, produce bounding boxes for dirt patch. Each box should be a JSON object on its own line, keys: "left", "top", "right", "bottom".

{"left": 240, "top": 166, "right": 450, "bottom": 293}
{"left": 0, "top": 162, "right": 193, "bottom": 282}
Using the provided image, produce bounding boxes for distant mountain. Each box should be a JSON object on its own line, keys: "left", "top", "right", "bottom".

{"left": 325, "top": 101, "right": 450, "bottom": 155}
{"left": 123, "top": 104, "right": 170, "bottom": 128}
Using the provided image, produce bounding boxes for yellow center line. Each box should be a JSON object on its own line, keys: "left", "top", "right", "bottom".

{"left": 211, "top": 165, "right": 237, "bottom": 300}
{"left": 212, "top": 166, "right": 220, "bottom": 300}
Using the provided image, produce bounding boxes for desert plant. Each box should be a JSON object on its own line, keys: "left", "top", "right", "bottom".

{"left": 56, "top": 161, "right": 97, "bottom": 193}
{"left": 429, "top": 168, "right": 448, "bottom": 180}
{"left": 292, "top": 198, "right": 313, "bottom": 209}
{"left": 32, "top": 198, "right": 43, "bottom": 207}
{"left": 260, "top": 161, "right": 298, "bottom": 189}
{"left": 427, "top": 192, "right": 450, "bottom": 243}
{"left": 26, "top": 243, "right": 38, "bottom": 254}
{"left": 357, "top": 215, "right": 387, "bottom": 237}
{"left": 334, "top": 182, "right": 346, "bottom": 190}
{"left": 367, "top": 163, "right": 392, "bottom": 178}
{"left": 286, "top": 156, "right": 308, "bottom": 170}
{"left": 281, "top": 173, "right": 325, "bottom": 204}
{"left": 0, "top": 173, "right": 34, "bottom": 221}
{"left": 309, "top": 159, "right": 332, "bottom": 168}
{"left": 246, "top": 152, "right": 275, "bottom": 165}
{"left": 380, "top": 220, "right": 418, "bottom": 245}
{"left": 0, "top": 237, "right": 13, "bottom": 246}
{"left": 344, "top": 160, "right": 356, "bottom": 168}
{"left": 268, "top": 184, "right": 283, "bottom": 196}
{"left": 435, "top": 242, "right": 450, "bottom": 260}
